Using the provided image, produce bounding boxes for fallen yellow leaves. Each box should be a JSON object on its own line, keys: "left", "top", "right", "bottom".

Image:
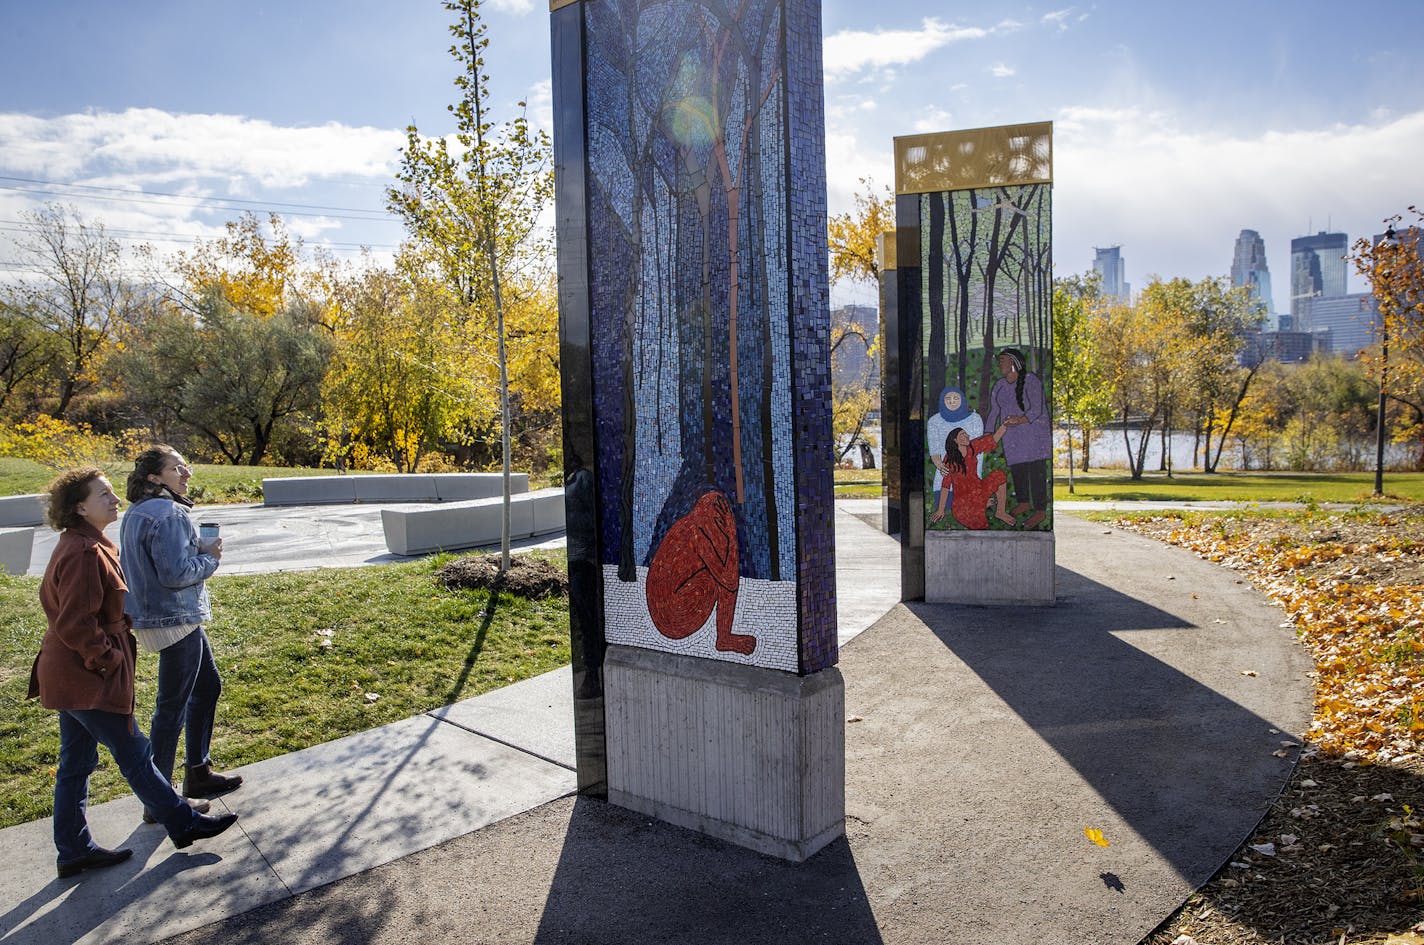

{"left": 1084, "top": 826, "right": 1110, "bottom": 847}
{"left": 1116, "top": 512, "right": 1424, "bottom": 765}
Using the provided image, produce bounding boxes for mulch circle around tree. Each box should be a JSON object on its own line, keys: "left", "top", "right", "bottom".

{"left": 435, "top": 554, "right": 568, "bottom": 599}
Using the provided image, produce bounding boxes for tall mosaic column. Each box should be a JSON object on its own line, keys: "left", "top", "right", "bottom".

{"left": 550, "top": 0, "right": 844, "bottom": 861}
{"left": 894, "top": 124, "right": 1056, "bottom": 605}
{"left": 876, "top": 230, "right": 925, "bottom": 599}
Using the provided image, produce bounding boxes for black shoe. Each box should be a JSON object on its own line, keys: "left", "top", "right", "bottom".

{"left": 57, "top": 846, "right": 133, "bottom": 878}
{"left": 172, "top": 812, "right": 239, "bottom": 850}
{"left": 183, "top": 763, "right": 243, "bottom": 798}
{"left": 143, "top": 797, "right": 211, "bottom": 824}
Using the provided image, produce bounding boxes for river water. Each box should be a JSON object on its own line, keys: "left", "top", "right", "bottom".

{"left": 843, "top": 425, "right": 1411, "bottom": 472}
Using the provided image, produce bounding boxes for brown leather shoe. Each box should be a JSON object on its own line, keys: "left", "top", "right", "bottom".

{"left": 172, "top": 812, "right": 239, "bottom": 849}
{"left": 183, "top": 763, "right": 244, "bottom": 798}
{"left": 57, "top": 846, "right": 133, "bottom": 878}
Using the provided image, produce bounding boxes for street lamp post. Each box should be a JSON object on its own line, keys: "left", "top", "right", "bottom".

{"left": 1374, "top": 226, "right": 1396, "bottom": 497}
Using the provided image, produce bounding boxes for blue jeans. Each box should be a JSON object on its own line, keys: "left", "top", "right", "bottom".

{"left": 54, "top": 710, "right": 198, "bottom": 863}
{"left": 149, "top": 628, "right": 221, "bottom": 784}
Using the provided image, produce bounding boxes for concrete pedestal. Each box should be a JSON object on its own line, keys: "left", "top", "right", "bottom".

{"left": 604, "top": 645, "right": 845, "bottom": 862}
{"left": 925, "top": 530, "right": 1055, "bottom": 605}
{"left": 0, "top": 527, "right": 34, "bottom": 576}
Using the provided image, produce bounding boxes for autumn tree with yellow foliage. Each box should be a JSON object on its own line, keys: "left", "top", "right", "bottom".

{"left": 1354, "top": 207, "right": 1424, "bottom": 470}
{"left": 166, "top": 213, "right": 319, "bottom": 321}
{"left": 826, "top": 178, "right": 891, "bottom": 464}
{"left": 388, "top": 0, "right": 555, "bottom": 566}
{"left": 321, "top": 255, "right": 476, "bottom": 473}
{"left": 828, "top": 177, "right": 893, "bottom": 286}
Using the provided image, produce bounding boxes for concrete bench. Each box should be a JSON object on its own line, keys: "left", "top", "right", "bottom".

{"left": 381, "top": 488, "right": 566, "bottom": 556}
{"left": 263, "top": 473, "right": 529, "bottom": 507}
{"left": 0, "top": 527, "right": 35, "bottom": 576}
{"left": 0, "top": 494, "right": 45, "bottom": 527}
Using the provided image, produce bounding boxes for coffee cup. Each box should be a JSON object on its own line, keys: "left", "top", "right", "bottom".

{"left": 199, "top": 522, "right": 220, "bottom": 542}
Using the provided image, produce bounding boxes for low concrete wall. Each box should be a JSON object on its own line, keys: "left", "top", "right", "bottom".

{"left": 924, "top": 529, "right": 1056, "bottom": 605}
{"left": 0, "top": 527, "right": 35, "bottom": 576}
{"left": 264, "top": 473, "right": 530, "bottom": 507}
{"left": 604, "top": 645, "right": 845, "bottom": 862}
{"left": 380, "top": 487, "right": 564, "bottom": 556}
{"left": 0, "top": 494, "right": 45, "bottom": 528}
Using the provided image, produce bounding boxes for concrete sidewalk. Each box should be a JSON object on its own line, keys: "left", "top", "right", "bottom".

{"left": 0, "top": 506, "right": 1313, "bottom": 945}
{"left": 24, "top": 500, "right": 568, "bottom": 578}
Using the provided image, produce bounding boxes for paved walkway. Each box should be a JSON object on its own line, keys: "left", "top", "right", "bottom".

{"left": 0, "top": 502, "right": 1314, "bottom": 945}
{"left": 24, "top": 500, "right": 566, "bottom": 578}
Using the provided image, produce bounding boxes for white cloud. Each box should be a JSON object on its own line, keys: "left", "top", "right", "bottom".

{"left": 912, "top": 108, "right": 955, "bottom": 134}
{"left": 1042, "top": 8, "right": 1074, "bottom": 30}
{"left": 528, "top": 78, "right": 555, "bottom": 140}
{"left": 486, "top": 0, "right": 535, "bottom": 14}
{"left": 0, "top": 108, "right": 403, "bottom": 188}
{"left": 823, "top": 18, "right": 991, "bottom": 77}
{"left": 0, "top": 108, "right": 406, "bottom": 273}
{"left": 1053, "top": 106, "right": 1424, "bottom": 308}
{"left": 989, "top": 63, "right": 1016, "bottom": 78}
{"left": 824, "top": 128, "right": 891, "bottom": 217}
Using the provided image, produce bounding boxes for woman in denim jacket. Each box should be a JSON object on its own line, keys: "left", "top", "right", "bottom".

{"left": 121, "top": 446, "right": 243, "bottom": 805}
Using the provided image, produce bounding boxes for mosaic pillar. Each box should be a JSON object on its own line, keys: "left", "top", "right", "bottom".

{"left": 895, "top": 124, "right": 1056, "bottom": 605}
{"left": 876, "top": 229, "right": 925, "bottom": 599}
{"left": 551, "top": 0, "right": 843, "bottom": 861}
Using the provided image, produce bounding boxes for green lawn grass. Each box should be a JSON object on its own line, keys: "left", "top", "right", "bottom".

{"left": 834, "top": 465, "right": 1424, "bottom": 504}
{"left": 833, "top": 467, "right": 882, "bottom": 498}
{"left": 0, "top": 457, "right": 364, "bottom": 504}
{"left": 0, "top": 551, "right": 571, "bottom": 830}
{"left": 1052, "top": 470, "right": 1424, "bottom": 504}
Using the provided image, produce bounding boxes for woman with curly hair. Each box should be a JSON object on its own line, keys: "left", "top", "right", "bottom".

{"left": 29, "top": 466, "right": 238, "bottom": 879}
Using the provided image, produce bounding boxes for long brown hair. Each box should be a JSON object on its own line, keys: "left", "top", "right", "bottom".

{"left": 126, "top": 445, "right": 181, "bottom": 503}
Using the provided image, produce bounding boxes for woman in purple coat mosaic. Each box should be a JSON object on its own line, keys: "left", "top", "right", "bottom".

{"left": 985, "top": 348, "right": 1051, "bottom": 529}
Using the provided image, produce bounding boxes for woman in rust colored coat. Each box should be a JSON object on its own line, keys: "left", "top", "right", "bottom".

{"left": 29, "top": 467, "right": 237, "bottom": 880}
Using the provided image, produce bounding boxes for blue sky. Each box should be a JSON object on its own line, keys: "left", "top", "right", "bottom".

{"left": 2, "top": 0, "right": 1421, "bottom": 317}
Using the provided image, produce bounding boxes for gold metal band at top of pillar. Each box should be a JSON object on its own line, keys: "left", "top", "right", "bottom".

{"left": 550, "top": 0, "right": 581, "bottom": 11}
{"left": 877, "top": 231, "right": 896, "bottom": 273}
{"left": 894, "top": 121, "right": 1052, "bottom": 195}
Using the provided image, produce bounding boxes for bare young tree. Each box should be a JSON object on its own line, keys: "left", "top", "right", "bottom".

{"left": 8, "top": 203, "right": 135, "bottom": 418}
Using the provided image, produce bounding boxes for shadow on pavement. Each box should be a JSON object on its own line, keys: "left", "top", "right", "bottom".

{"left": 0, "top": 842, "right": 220, "bottom": 945}
{"left": 903, "top": 554, "right": 1309, "bottom": 888}
{"left": 532, "top": 798, "right": 883, "bottom": 945}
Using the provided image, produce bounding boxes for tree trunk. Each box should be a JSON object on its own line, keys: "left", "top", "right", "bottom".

{"left": 928, "top": 193, "right": 946, "bottom": 397}
{"left": 1158, "top": 410, "right": 1170, "bottom": 473}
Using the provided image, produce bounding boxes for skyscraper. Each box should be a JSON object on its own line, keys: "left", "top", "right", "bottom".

{"left": 1290, "top": 231, "right": 1349, "bottom": 329}
{"left": 1230, "top": 229, "right": 1274, "bottom": 321}
{"left": 1298, "top": 294, "right": 1378, "bottom": 358}
{"left": 1093, "top": 245, "right": 1129, "bottom": 300}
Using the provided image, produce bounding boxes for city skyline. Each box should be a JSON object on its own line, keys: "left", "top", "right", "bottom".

{"left": 1, "top": 1, "right": 1420, "bottom": 315}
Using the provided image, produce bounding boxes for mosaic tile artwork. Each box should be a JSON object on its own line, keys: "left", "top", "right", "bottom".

{"left": 917, "top": 184, "right": 1054, "bottom": 536}
{"left": 566, "top": 0, "right": 836, "bottom": 675}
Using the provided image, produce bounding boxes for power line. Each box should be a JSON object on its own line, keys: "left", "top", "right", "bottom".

{"left": 0, "top": 176, "right": 398, "bottom": 222}
{"left": 0, "top": 174, "right": 392, "bottom": 216}
{"left": 0, "top": 220, "right": 398, "bottom": 251}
